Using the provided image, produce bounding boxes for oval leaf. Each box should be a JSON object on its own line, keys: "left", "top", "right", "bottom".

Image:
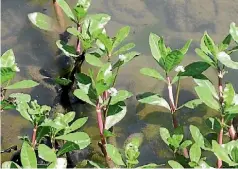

{"left": 2, "top": 161, "right": 21, "bottom": 169}
{"left": 164, "top": 50, "right": 184, "bottom": 72}
{"left": 137, "top": 92, "right": 170, "bottom": 110}
{"left": 189, "top": 143, "right": 201, "bottom": 163}
{"left": 38, "top": 144, "right": 57, "bottom": 162}
{"left": 55, "top": 132, "right": 90, "bottom": 149}
{"left": 85, "top": 53, "right": 103, "bottom": 67}
{"left": 195, "top": 86, "right": 220, "bottom": 111}
{"left": 56, "top": 0, "right": 75, "bottom": 21}
{"left": 110, "top": 90, "right": 133, "bottom": 105}
{"left": 113, "top": 26, "right": 130, "bottom": 50}
{"left": 5, "top": 80, "right": 39, "bottom": 89}
{"left": 105, "top": 102, "right": 127, "bottom": 130}
{"left": 106, "top": 144, "right": 125, "bottom": 166}
{"left": 65, "top": 117, "right": 88, "bottom": 134}
{"left": 189, "top": 125, "right": 204, "bottom": 148}
{"left": 20, "top": 141, "right": 37, "bottom": 168}
{"left": 217, "top": 51, "right": 238, "bottom": 69}
{"left": 28, "top": 12, "right": 54, "bottom": 31}
{"left": 168, "top": 160, "right": 184, "bottom": 169}
{"left": 140, "top": 67, "right": 165, "bottom": 81}
{"left": 149, "top": 33, "right": 162, "bottom": 63}
{"left": 178, "top": 61, "right": 210, "bottom": 77}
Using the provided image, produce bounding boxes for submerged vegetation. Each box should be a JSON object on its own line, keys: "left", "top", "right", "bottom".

{"left": 1, "top": 0, "right": 238, "bottom": 168}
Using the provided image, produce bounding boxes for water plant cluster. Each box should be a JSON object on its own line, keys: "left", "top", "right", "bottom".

{"left": 1, "top": 0, "right": 238, "bottom": 168}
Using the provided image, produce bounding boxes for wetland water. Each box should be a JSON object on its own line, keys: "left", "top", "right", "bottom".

{"left": 1, "top": 0, "right": 238, "bottom": 165}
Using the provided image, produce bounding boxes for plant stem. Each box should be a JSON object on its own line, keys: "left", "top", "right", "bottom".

{"left": 96, "top": 101, "right": 115, "bottom": 168}
{"left": 175, "top": 77, "right": 181, "bottom": 108}
{"left": 166, "top": 76, "right": 177, "bottom": 126}
{"left": 31, "top": 125, "right": 37, "bottom": 148}
{"left": 228, "top": 121, "right": 237, "bottom": 140}
{"left": 217, "top": 70, "right": 224, "bottom": 168}
{"left": 76, "top": 24, "right": 81, "bottom": 54}
{"left": 53, "top": 0, "right": 65, "bottom": 32}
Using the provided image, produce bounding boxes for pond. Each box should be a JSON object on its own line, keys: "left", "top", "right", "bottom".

{"left": 1, "top": 0, "right": 238, "bottom": 166}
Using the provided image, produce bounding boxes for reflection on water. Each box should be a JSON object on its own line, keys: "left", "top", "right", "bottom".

{"left": 1, "top": 0, "right": 238, "bottom": 165}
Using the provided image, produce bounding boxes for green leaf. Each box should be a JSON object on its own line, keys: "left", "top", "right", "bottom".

{"left": 231, "top": 147, "right": 238, "bottom": 163}
{"left": 217, "top": 51, "right": 238, "bottom": 69}
{"left": 85, "top": 53, "right": 103, "bottom": 67}
{"left": 106, "top": 144, "right": 125, "bottom": 166}
{"left": 168, "top": 134, "right": 183, "bottom": 149}
{"left": 105, "top": 102, "right": 127, "bottom": 130}
{"left": 57, "top": 141, "right": 80, "bottom": 156}
{"left": 2, "top": 161, "right": 21, "bottom": 169}
{"left": 180, "top": 39, "right": 192, "bottom": 55}
{"left": 0, "top": 100, "right": 16, "bottom": 110}
{"left": 5, "top": 80, "right": 39, "bottom": 89}
{"left": 38, "top": 144, "right": 57, "bottom": 162}
{"left": 113, "top": 43, "right": 135, "bottom": 56}
{"left": 74, "top": 89, "right": 95, "bottom": 106}
{"left": 180, "top": 140, "right": 192, "bottom": 149}
{"left": 178, "top": 62, "right": 210, "bottom": 77}
{"left": 168, "top": 160, "right": 184, "bottom": 169}
{"left": 195, "top": 48, "right": 215, "bottom": 66}
{"left": 113, "top": 26, "right": 130, "bottom": 50}
{"left": 159, "top": 127, "right": 170, "bottom": 146}
{"left": 36, "top": 126, "right": 50, "bottom": 142}
{"left": 195, "top": 86, "right": 220, "bottom": 111}
{"left": 56, "top": 40, "right": 78, "bottom": 57}
{"left": 67, "top": 27, "right": 80, "bottom": 36}
{"left": 137, "top": 92, "right": 170, "bottom": 110}
{"left": 63, "top": 111, "right": 75, "bottom": 124}
{"left": 56, "top": 0, "right": 75, "bottom": 21}
{"left": 219, "top": 34, "right": 232, "bottom": 51}
{"left": 97, "top": 33, "right": 113, "bottom": 53}
{"left": 178, "top": 99, "right": 203, "bottom": 110}
{"left": 230, "top": 22, "right": 238, "bottom": 43}
{"left": 28, "top": 12, "right": 54, "bottom": 31}
{"left": 203, "top": 32, "right": 217, "bottom": 56}
{"left": 54, "top": 77, "right": 72, "bottom": 86}
{"left": 189, "top": 125, "right": 204, "bottom": 148}
{"left": 212, "top": 140, "right": 238, "bottom": 166}
{"left": 205, "top": 117, "right": 221, "bottom": 133}
{"left": 16, "top": 102, "right": 32, "bottom": 122}
{"left": 122, "top": 51, "right": 140, "bottom": 63}
{"left": 164, "top": 50, "right": 184, "bottom": 72}
{"left": 0, "top": 68, "right": 16, "bottom": 84}
{"left": 110, "top": 90, "right": 133, "bottom": 105}
{"left": 189, "top": 143, "right": 201, "bottom": 163}
{"left": 65, "top": 117, "right": 88, "bottom": 134}
{"left": 9, "top": 93, "right": 31, "bottom": 103}
{"left": 1, "top": 49, "right": 16, "bottom": 68}
{"left": 20, "top": 141, "right": 37, "bottom": 168}
{"left": 136, "top": 163, "right": 161, "bottom": 168}
{"left": 223, "top": 83, "right": 235, "bottom": 107}
{"left": 140, "top": 68, "right": 166, "bottom": 82}
{"left": 56, "top": 132, "right": 90, "bottom": 149}
{"left": 226, "top": 105, "right": 238, "bottom": 114}
{"left": 103, "top": 129, "right": 116, "bottom": 138}
{"left": 149, "top": 33, "right": 163, "bottom": 63}
{"left": 194, "top": 78, "right": 218, "bottom": 99}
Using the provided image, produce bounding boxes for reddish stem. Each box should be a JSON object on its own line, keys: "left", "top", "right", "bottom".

{"left": 166, "top": 76, "right": 189, "bottom": 158}
{"left": 31, "top": 126, "right": 37, "bottom": 148}
{"left": 228, "top": 123, "right": 237, "bottom": 140}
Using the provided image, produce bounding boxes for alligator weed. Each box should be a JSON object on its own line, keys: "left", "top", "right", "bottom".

{"left": 1, "top": 0, "right": 238, "bottom": 168}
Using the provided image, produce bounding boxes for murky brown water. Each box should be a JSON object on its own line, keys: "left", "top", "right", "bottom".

{"left": 1, "top": 0, "right": 238, "bottom": 165}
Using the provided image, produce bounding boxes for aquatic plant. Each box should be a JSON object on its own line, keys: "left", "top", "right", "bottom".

{"left": 0, "top": 49, "right": 39, "bottom": 112}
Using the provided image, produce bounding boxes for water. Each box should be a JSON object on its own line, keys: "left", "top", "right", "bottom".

{"left": 1, "top": 0, "right": 238, "bottom": 166}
